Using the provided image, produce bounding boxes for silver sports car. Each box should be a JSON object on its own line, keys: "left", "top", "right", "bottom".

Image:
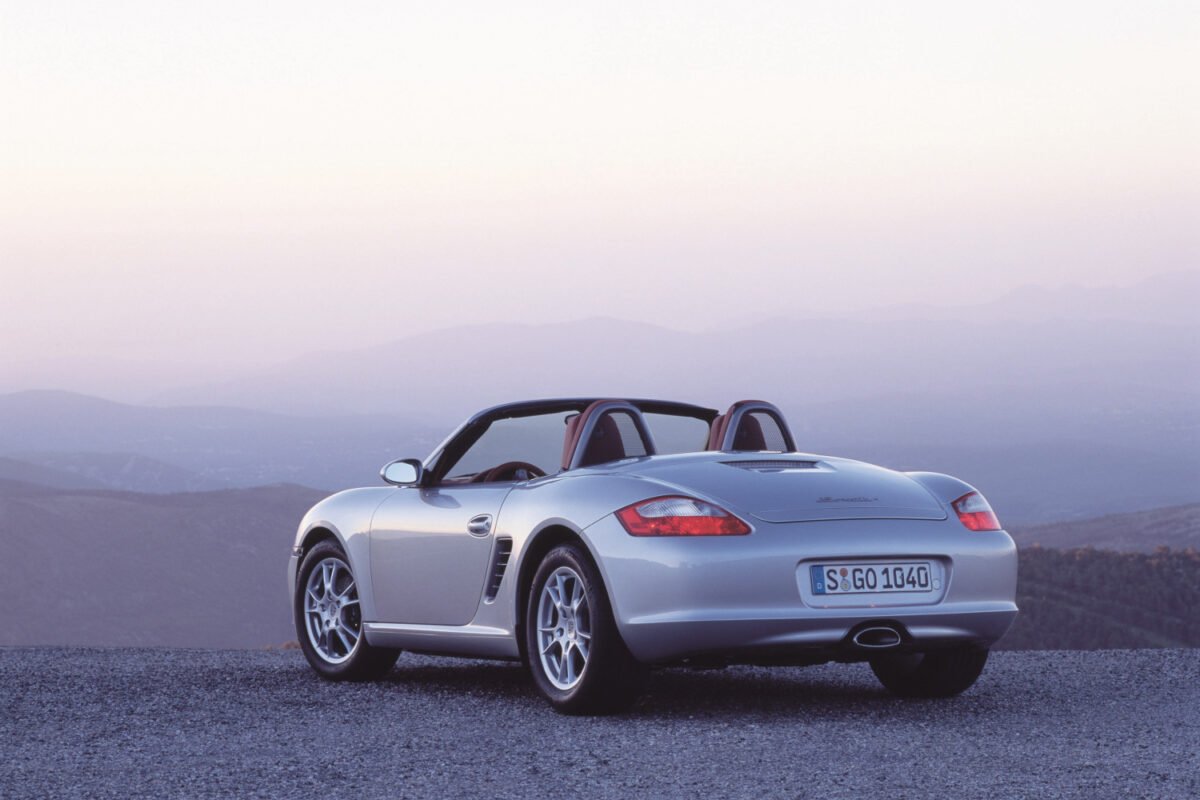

{"left": 289, "top": 398, "right": 1018, "bottom": 714}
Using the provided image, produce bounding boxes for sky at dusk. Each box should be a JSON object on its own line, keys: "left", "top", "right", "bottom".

{"left": 1, "top": 1, "right": 1196, "bottom": 369}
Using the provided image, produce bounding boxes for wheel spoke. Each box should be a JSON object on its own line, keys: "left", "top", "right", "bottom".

{"left": 554, "top": 573, "right": 567, "bottom": 611}
{"left": 336, "top": 580, "right": 356, "bottom": 600}
{"left": 575, "top": 638, "right": 590, "bottom": 660}
{"left": 558, "top": 647, "right": 570, "bottom": 683}
{"left": 563, "top": 645, "right": 576, "bottom": 684}
{"left": 570, "top": 578, "right": 583, "bottom": 611}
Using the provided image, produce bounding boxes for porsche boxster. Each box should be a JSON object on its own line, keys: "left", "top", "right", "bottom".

{"left": 289, "top": 398, "right": 1017, "bottom": 714}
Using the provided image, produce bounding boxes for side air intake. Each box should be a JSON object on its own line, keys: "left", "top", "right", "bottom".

{"left": 484, "top": 537, "right": 513, "bottom": 602}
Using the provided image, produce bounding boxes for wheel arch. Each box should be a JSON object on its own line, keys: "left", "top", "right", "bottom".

{"left": 298, "top": 525, "right": 340, "bottom": 558}
{"left": 291, "top": 518, "right": 380, "bottom": 623}
{"left": 512, "top": 520, "right": 607, "bottom": 664}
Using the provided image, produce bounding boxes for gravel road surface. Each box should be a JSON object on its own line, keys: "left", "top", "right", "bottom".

{"left": 2, "top": 648, "right": 1197, "bottom": 799}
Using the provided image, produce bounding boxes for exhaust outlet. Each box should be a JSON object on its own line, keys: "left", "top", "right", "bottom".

{"left": 852, "top": 626, "right": 902, "bottom": 649}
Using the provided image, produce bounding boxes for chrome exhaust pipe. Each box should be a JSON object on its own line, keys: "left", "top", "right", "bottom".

{"left": 852, "top": 626, "right": 902, "bottom": 649}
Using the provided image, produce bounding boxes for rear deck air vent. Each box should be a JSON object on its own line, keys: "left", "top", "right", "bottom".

{"left": 484, "top": 537, "right": 513, "bottom": 602}
{"left": 722, "top": 460, "right": 819, "bottom": 471}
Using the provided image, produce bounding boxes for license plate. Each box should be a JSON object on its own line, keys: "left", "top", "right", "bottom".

{"left": 810, "top": 562, "right": 937, "bottom": 595}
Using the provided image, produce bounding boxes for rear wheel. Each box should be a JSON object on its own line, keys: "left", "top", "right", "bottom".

{"left": 524, "top": 544, "right": 647, "bottom": 715}
{"left": 870, "top": 646, "right": 989, "bottom": 698}
{"left": 294, "top": 540, "right": 400, "bottom": 681}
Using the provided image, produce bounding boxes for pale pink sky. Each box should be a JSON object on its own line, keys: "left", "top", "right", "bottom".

{"left": 1, "top": 1, "right": 1196, "bottom": 370}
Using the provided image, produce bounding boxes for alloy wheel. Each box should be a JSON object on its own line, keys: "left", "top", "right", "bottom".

{"left": 303, "top": 557, "right": 362, "bottom": 664}
{"left": 536, "top": 566, "right": 592, "bottom": 690}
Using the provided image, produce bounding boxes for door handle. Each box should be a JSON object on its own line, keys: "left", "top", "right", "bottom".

{"left": 467, "top": 514, "right": 493, "bottom": 536}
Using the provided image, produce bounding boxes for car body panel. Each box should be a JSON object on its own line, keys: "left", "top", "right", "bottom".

{"left": 369, "top": 483, "right": 512, "bottom": 625}
{"left": 594, "top": 453, "right": 949, "bottom": 522}
{"left": 580, "top": 510, "right": 1016, "bottom": 662}
{"left": 289, "top": 403, "right": 1018, "bottom": 665}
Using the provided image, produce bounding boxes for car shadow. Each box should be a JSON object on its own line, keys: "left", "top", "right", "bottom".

{"left": 632, "top": 667, "right": 900, "bottom": 718}
{"left": 378, "top": 657, "right": 910, "bottom": 718}
{"left": 381, "top": 658, "right": 533, "bottom": 699}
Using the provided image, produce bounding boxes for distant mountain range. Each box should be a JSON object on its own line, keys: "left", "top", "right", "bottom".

{"left": 0, "top": 271, "right": 1195, "bottom": 522}
{"left": 1, "top": 481, "right": 1195, "bottom": 650}
{"left": 0, "top": 391, "right": 440, "bottom": 493}
{"left": 1010, "top": 503, "right": 1200, "bottom": 552}
{"left": 152, "top": 292, "right": 1200, "bottom": 429}
{"left": 2, "top": 382, "right": 1194, "bottom": 522}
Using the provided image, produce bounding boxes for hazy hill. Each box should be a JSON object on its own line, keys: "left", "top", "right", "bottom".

{"left": 833, "top": 270, "right": 1200, "bottom": 326}
{"left": 0, "top": 457, "right": 107, "bottom": 491}
{"left": 2, "top": 484, "right": 1197, "bottom": 651}
{"left": 1000, "top": 547, "right": 1200, "bottom": 650}
{"left": 146, "top": 273, "right": 1199, "bottom": 434}
{"left": 1010, "top": 504, "right": 1200, "bottom": 552}
{"left": 1, "top": 272, "right": 1196, "bottom": 522}
{"left": 155, "top": 314, "right": 1200, "bottom": 433}
{"left": 11, "top": 452, "right": 220, "bottom": 493}
{"left": 0, "top": 391, "right": 439, "bottom": 493}
{"left": 3, "top": 386, "right": 1193, "bottom": 523}
{"left": 134, "top": 279, "right": 1198, "bottom": 523}
{"left": 0, "top": 481, "right": 325, "bottom": 648}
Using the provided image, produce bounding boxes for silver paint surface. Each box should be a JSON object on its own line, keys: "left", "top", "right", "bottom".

{"left": 289, "top": 448, "right": 1017, "bottom": 662}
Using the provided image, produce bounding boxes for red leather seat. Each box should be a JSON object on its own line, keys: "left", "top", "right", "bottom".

{"left": 561, "top": 400, "right": 628, "bottom": 470}
{"left": 579, "top": 413, "right": 626, "bottom": 466}
{"left": 707, "top": 400, "right": 767, "bottom": 450}
{"left": 731, "top": 414, "right": 768, "bottom": 451}
{"left": 708, "top": 400, "right": 788, "bottom": 452}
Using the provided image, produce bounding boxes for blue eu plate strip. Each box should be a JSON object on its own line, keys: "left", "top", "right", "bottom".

{"left": 810, "top": 565, "right": 827, "bottom": 595}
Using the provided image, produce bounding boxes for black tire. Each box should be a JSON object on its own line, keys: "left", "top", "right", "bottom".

{"left": 870, "top": 646, "right": 989, "bottom": 698}
{"left": 294, "top": 540, "right": 400, "bottom": 681}
{"left": 524, "top": 544, "right": 648, "bottom": 715}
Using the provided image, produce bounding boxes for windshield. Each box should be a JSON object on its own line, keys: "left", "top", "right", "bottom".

{"left": 441, "top": 411, "right": 574, "bottom": 480}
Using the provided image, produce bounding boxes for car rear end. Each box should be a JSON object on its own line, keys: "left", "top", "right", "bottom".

{"left": 581, "top": 454, "right": 1018, "bottom": 665}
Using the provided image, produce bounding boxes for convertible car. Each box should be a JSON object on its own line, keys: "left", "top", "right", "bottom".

{"left": 289, "top": 398, "right": 1017, "bottom": 714}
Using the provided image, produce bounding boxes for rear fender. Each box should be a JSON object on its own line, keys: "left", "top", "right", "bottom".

{"left": 903, "top": 472, "right": 981, "bottom": 510}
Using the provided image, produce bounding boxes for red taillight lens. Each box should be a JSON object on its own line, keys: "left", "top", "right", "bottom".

{"left": 952, "top": 491, "right": 1001, "bottom": 531}
{"left": 615, "top": 496, "right": 751, "bottom": 536}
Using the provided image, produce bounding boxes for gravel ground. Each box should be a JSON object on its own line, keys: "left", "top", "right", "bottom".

{"left": 1, "top": 648, "right": 1197, "bottom": 799}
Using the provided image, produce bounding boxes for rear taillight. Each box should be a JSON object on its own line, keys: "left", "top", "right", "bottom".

{"left": 952, "top": 491, "right": 1001, "bottom": 531}
{"left": 616, "top": 496, "right": 751, "bottom": 536}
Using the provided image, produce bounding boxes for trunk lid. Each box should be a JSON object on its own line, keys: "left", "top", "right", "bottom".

{"left": 623, "top": 454, "right": 948, "bottom": 523}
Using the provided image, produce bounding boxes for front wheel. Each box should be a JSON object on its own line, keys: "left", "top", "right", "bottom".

{"left": 869, "top": 646, "right": 990, "bottom": 698}
{"left": 294, "top": 540, "right": 400, "bottom": 681}
{"left": 524, "top": 544, "right": 647, "bottom": 715}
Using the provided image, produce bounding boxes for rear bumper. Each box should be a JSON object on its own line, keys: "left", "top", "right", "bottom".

{"left": 618, "top": 604, "right": 1018, "bottom": 663}
{"left": 582, "top": 514, "right": 1019, "bottom": 663}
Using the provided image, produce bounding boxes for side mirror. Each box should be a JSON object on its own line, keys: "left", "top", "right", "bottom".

{"left": 381, "top": 458, "right": 423, "bottom": 486}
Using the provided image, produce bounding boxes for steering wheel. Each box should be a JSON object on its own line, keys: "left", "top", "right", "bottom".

{"left": 474, "top": 461, "right": 547, "bottom": 483}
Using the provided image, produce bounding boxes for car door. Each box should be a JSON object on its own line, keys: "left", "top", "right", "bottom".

{"left": 369, "top": 483, "right": 511, "bottom": 625}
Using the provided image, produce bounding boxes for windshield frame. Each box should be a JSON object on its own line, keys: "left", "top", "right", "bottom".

{"left": 424, "top": 398, "right": 717, "bottom": 485}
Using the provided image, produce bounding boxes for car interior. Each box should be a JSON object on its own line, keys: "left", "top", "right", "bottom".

{"left": 435, "top": 399, "right": 796, "bottom": 484}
